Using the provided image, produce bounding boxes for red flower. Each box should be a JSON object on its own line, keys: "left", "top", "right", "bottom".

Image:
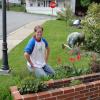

{"left": 69, "top": 57, "right": 76, "bottom": 63}
{"left": 77, "top": 53, "right": 81, "bottom": 61}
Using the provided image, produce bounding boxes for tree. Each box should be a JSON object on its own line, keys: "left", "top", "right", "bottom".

{"left": 80, "top": 0, "right": 91, "bottom": 7}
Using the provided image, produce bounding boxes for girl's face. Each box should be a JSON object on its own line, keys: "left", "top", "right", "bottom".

{"left": 35, "top": 29, "right": 43, "bottom": 39}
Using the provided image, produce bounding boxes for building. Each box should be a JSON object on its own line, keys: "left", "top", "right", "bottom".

{"left": 25, "top": 0, "right": 76, "bottom": 16}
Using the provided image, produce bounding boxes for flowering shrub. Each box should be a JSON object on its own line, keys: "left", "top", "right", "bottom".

{"left": 82, "top": 3, "right": 100, "bottom": 53}
{"left": 55, "top": 48, "right": 91, "bottom": 79}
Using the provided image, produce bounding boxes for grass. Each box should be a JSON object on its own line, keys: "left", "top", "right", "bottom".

{"left": 7, "top": 4, "right": 26, "bottom": 12}
{"left": 0, "top": 20, "right": 91, "bottom": 99}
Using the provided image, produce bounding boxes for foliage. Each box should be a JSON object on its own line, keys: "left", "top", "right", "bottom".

{"left": 90, "top": 54, "right": 100, "bottom": 73}
{"left": 53, "top": 65, "right": 91, "bottom": 80}
{"left": 7, "top": 3, "right": 26, "bottom": 12}
{"left": 57, "top": 6, "right": 73, "bottom": 21}
{"left": 82, "top": 3, "right": 100, "bottom": 53}
{"left": 18, "top": 77, "right": 48, "bottom": 94}
{"left": 69, "top": 80, "right": 82, "bottom": 86}
{"left": 0, "top": 20, "right": 90, "bottom": 99}
{"left": 80, "top": 0, "right": 91, "bottom": 7}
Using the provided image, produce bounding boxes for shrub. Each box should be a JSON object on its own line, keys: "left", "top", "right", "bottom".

{"left": 18, "top": 77, "right": 48, "bottom": 94}
{"left": 90, "top": 54, "right": 100, "bottom": 73}
{"left": 80, "top": 0, "right": 91, "bottom": 7}
{"left": 82, "top": 3, "right": 100, "bottom": 53}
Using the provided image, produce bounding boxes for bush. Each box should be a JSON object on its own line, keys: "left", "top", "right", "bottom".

{"left": 82, "top": 3, "right": 100, "bottom": 53}
{"left": 80, "top": 0, "right": 91, "bottom": 7}
{"left": 90, "top": 58, "right": 100, "bottom": 73}
{"left": 18, "top": 77, "right": 48, "bottom": 94}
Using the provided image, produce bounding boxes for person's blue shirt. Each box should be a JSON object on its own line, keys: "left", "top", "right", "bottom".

{"left": 24, "top": 37, "right": 48, "bottom": 54}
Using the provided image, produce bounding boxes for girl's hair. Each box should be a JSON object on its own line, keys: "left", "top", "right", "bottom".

{"left": 34, "top": 25, "right": 43, "bottom": 32}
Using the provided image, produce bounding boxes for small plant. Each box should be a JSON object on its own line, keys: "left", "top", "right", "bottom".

{"left": 69, "top": 80, "right": 83, "bottom": 86}
{"left": 18, "top": 77, "right": 48, "bottom": 95}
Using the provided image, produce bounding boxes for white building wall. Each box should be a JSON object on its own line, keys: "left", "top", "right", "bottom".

{"left": 70, "top": 0, "right": 76, "bottom": 13}
{"left": 26, "top": 7, "right": 60, "bottom": 15}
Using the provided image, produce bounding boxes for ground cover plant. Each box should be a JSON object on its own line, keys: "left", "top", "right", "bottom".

{"left": 0, "top": 20, "right": 92, "bottom": 99}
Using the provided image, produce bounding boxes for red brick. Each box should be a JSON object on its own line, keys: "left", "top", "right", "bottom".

{"left": 79, "top": 97, "right": 88, "bottom": 100}
{"left": 23, "top": 94, "right": 37, "bottom": 100}
{"left": 74, "top": 91, "right": 80, "bottom": 96}
{"left": 90, "top": 97, "right": 100, "bottom": 100}
{"left": 90, "top": 87, "right": 98, "bottom": 92}
{"left": 64, "top": 97, "right": 74, "bottom": 100}
{"left": 94, "top": 80, "right": 100, "bottom": 86}
{"left": 63, "top": 87, "right": 74, "bottom": 94}
{"left": 14, "top": 93, "right": 22, "bottom": 100}
{"left": 89, "top": 93, "right": 98, "bottom": 98}
{"left": 51, "top": 88, "right": 63, "bottom": 96}
{"left": 57, "top": 94, "right": 68, "bottom": 100}
{"left": 47, "top": 79, "right": 54, "bottom": 88}
{"left": 75, "top": 94, "right": 85, "bottom": 99}
{"left": 10, "top": 86, "right": 22, "bottom": 100}
{"left": 74, "top": 84, "right": 86, "bottom": 91}
{"left": 85, "top": 92, "right": 94, "bottom": 96}
{"left": 65, "top": 92, "right": 75, "bottom": 97}
{"left": 62, "top": 78, "right": 71, "bottom": 84}
{"left": 45, "top": 97, "right": 56, "bottom": 100}
{"left": 54, "top": 80, "right": 64, "bottom": 86}
{"left": 80, "top": 89, "right": 89, "bottom": 94}
{"left": 86, "top": 83, "right": 94, "bottom": 89}
{"left": 38, "top": 91, "right": 51, "bottom": 99}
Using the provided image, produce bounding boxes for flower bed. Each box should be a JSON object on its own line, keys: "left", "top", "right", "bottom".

{"left": 10, "top": 73, "right": 100, "bottom": 100}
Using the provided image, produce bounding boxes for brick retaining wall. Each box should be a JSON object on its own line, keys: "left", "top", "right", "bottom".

{"left": 10, "top": 73, "right": 100, "bottom": 100}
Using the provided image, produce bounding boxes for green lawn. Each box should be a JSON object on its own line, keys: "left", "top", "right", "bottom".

{"left": 0, "top": 20, "right": 91, "bottom": 99}
{"left": 7, "top": 4, "right": 26, "bottom": 12}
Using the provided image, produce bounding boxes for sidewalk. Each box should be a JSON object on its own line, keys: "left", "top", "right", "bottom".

{"left": 0, "top": 19, "right": 50, "bottom": 59}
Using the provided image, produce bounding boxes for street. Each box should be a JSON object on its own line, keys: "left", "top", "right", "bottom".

{"left": 0, "top": 9, "right": 53, "bottom": 39}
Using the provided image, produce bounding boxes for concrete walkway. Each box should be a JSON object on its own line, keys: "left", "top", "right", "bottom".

{"left": 0, "top": 19, "right": 50, "bottom": 59}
